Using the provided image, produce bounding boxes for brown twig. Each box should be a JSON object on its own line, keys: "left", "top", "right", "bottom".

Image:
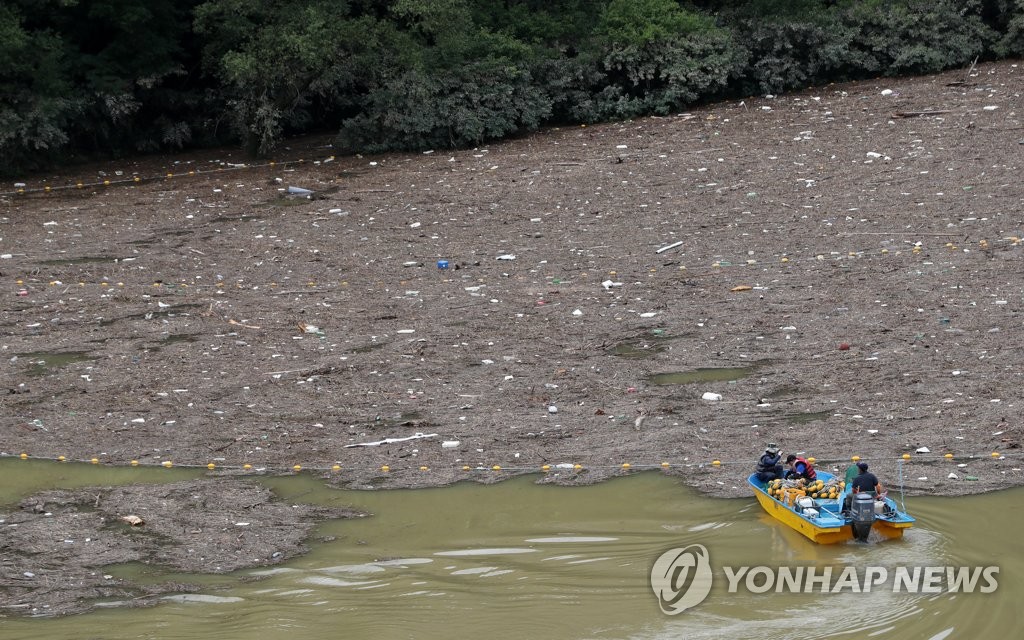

{"left": 964, "top": 56, "right": 979, "bottom": 81}
{"left": 893, "top": 110, "right": 953, "bottom": 118}
{"left": 840, "top": 231, "right": 963, "bottom": 237}
{"left": 228, "top": 319, "right": 262, "bottom": 329}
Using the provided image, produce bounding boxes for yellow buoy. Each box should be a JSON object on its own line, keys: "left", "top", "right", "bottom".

{"left": 622, "top": 463, "right": 631, "bottom": 469}
{"left": 902, "top": 453, "right": 911, "bottom": 460}
{"left": 991, "top": 452, "right": 1000, "bottom": 458}
{"left": 419, "top": 466, "right": 429, "bottom": 471}
{"left": 381, "top": 465, "right": 390, "bottom": 473}
{"left": 661, "top": 462, "right": 670, "bottom": 468}
{"left": 492, "top": 465, "right": 502, "bottom": 471}
{"left": 712, "top": 460, "right": 721, "bottom": 466}
{"left": 807, "top": 457, "right": 816, "bottom": 464}
{"left": 131, "top": 460, "right": 139, "bottom": 466}
{"left": 331, "top": 465, "right": 341, "bottom": 472}
{"left": 207, "top": 463, "right": 216, "bottom": 470}
{"left": 243, "top": 463, "right": 252, "bottom": 470}
{"left": 944, "top": 453, "right": 954, "bottom": 460}
{"left": 462, "top": 465, "right": 471, "bottom": 471}
{"left": 91, "top": 458, "right": 100, "bottom": 465}
{"left": 57, "top": 456, "right": 66, "bottom": 462}
{"left": 541, "top": 464, "right": 551, "bottom": 472}
{"left": 162, "top": 460, "right": 173, "bottom": 468}
{"left": 573, "top": 464, "right": 583, "bottom": 470}
{"left": 851, "top": 455, "right": 861, "bottom": 462}
{"left": 19, "top": 453, "right": 28, "bottom": 460}
{"left": 292, "top": 464, "right": 302, "bottom": 472}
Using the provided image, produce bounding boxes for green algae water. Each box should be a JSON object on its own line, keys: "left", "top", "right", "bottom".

{"left": 0, "top": 461, "right": 1019, "bottom": 639}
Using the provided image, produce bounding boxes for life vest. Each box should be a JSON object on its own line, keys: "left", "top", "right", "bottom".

{"left": 792, "top": 457, "right": 817, "bottom": 481}
{"left": 757, "top": 452, "right": 780, "bottom": 473}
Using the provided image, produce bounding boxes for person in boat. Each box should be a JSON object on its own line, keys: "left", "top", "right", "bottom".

{"left": 844, "top": 461, "right": 861, "bottom": 485}
{"left": 784, "top": 454, "right": 817, "bottom": 482}
{"left": 843, "top": 460, "right": 884, "bottom": 505}
{"left": 755, "top": 444, "right": 783, "bottom": 482}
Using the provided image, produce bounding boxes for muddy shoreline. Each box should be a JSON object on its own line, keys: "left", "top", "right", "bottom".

{"left": 2, "top": 61, "right": 1023, "bottom": 617}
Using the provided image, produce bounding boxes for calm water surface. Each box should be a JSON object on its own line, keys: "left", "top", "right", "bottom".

{"left": 0, "top": 461, "right": 1017, "bottom": 639}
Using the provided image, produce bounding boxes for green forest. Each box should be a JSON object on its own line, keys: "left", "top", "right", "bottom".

{"left": 2, "top": 0, "right": 1023, "bottom": 176}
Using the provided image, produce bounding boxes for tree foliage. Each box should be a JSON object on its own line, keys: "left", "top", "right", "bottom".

{"left": 1, "top": 0, "right": 1023, "bottom": 175}
{"left": 1, "top": 0, "right": 207, "bottom": 174}
{"left": 840, "top": 0, "right": 995, "bottom": 76}
{"left": 0, "top": 2, "right": 77, "bottom": 174}
{"left": 194, "top": 0, "right": 377, "bottom": 155}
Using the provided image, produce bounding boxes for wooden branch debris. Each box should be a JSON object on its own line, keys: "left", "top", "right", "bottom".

{"left": 893, "top": 110, "right": 952, "bottom": 118}
{"left": 964, "top": 56, "right": 979, "bottom": 81}
{"left": 946, "top": 56, "right": 980, "bottom": 86}
{"left": 228, "top": 318, "right": 262, "bottom": 329}
{"left": 841, "top": 231, "right": 964, "bottom": 237}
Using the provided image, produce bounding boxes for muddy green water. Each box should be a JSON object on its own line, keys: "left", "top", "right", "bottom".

{"left": 647, "top": 367, "right": 753, "bottom": 385}
{"left": 0, "top": 463, "right": 1018, "bottom": 639}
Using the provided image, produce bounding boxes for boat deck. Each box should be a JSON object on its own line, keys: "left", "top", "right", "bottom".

{"left": 748, "top": 472, "right": 915, "bottom": 544}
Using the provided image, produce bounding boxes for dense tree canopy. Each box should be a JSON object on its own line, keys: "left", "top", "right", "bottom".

{"left": 1, "top": 0, "right": 1021, "bottom": 175}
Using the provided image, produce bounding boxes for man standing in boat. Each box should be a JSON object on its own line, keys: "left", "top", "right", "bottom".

{"left": 784, "top": 454, "right": 817, "bottom": 482}
{"left": 755, "top": 444, "right": 783, "bottom": 482}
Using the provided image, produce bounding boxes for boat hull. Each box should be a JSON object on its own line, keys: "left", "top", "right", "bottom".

{"left": 749, "top": 472, "right": 914, "bottom": 544}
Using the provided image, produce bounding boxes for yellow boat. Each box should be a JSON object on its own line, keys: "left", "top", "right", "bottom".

{"left": 749, "top": 472, "right": 914, "bottom": 544}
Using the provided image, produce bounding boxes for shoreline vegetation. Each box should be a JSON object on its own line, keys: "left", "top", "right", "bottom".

{"left": 4, "top": 1, "right": 1024, "bottom": 177}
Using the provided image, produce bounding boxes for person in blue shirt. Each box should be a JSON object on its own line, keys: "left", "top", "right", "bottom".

{"left": 784, "top": 454, "right": 817, "bottom": 482}
{"left": 755, "top": 444, "right": 783, "bottom": 482}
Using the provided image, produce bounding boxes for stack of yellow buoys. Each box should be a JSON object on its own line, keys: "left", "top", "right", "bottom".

{"left": 806, "top": 477, "right": 845, "bottom": 499}
{"left": 766, "top": 478, "right": 806, "bottom": 505}
{"left": 766, "top": 477, "right": 845, "bottom": 502}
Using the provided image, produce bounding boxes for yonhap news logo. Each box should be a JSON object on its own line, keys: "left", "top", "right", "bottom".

{"left": 650, "top": 544, "right": 714, "bottom": 614}
{"left": 651, "top": 545, "right": 999, "bottom": 614}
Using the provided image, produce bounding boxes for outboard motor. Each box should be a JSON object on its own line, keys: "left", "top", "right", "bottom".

{"left": 850, "top": 492, "right": 876, "bottom": 542}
